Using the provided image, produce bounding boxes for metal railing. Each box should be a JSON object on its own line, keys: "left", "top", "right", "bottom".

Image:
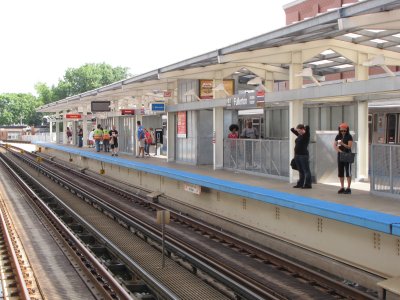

{"left": 223, "top": 138, "right": 290, "bottom": 178}
{"left": 21, "top": 132, "right": 56, "bottom": 143}
{"left": 371, "top": 144, "right": 400, "bottom": 197}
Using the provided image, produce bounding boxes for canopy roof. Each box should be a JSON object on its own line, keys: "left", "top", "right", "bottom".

{"left": 38, "top": 0, "right": 400, "bottom": 113}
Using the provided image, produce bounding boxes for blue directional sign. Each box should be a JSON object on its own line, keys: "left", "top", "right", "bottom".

{"left": 150, "top": 103, "right": 165, "bottom": 112}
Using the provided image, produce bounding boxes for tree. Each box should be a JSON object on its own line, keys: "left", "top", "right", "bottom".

{"left": 35, "top": 82, "right": 54, "bottom": 104}
{"left": 0, "top": 93, "right": 42, "bottom": 125}
{"left": 35, "top": 63, "right": 130, "bottom": 102}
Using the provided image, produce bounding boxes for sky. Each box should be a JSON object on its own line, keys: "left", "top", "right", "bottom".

{"left": 0, "top": 0, "right": 288, "bottom": 95}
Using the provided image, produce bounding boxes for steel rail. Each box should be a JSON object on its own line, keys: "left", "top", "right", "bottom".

{"left": 5, "top": 146, "right": 379, "bottom": 299}
{"left": 0, "top": 203, "right": 31, "bottom": 300}
{"left": 0, "top": 154, "right": 135, "bottom": 300}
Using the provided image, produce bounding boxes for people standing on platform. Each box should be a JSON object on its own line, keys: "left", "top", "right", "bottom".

{"left": 77, "top": 125, "right": 83, "bottom": 147}
{"left": 66, "top": 127, "right": 72, "bottom": 144}
{"left": 136, "top": 121, "right": 145, "bottom": 158}
{"left": 88, "top": 128, "right": 95, "bottom": 148}
{"left": 110, "top": 125, "right": 119, "bottom": 156}
{"left": 93, "top": 124, "right": 103, "bottom": 152}
{"left": 291, "top": 124, "right": 312, "bottom": 189}
{"left": 102, "top": 126, "right": 111, "bottom": 152}
{"left": 144, "top": 128, "right": 153, "bottom": 156}
{"left": 240, "top": 121, "right": 258, "bottom": 168}
{"left": 334, "top": 123, "right": 353, "bottom": 194}
{"left": 228, "top": 124, "right": 239, "bottom": 139}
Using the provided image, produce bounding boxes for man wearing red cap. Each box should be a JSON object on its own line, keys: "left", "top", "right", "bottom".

{"left": 334, "top": 123, "right": 353, "bottom": 194}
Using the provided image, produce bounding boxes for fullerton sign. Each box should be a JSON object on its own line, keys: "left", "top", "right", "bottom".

{"left": 226, "top": 91, "right": 257, "bottom": 108}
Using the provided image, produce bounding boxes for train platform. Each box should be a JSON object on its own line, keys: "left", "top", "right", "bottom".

{"left": 24, "top": 141, "right": 399, "bottom": 217}
{"left": 5, "top": 141, "right": 400, "bottom": 283}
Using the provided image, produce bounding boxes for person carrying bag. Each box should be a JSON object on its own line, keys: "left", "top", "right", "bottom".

{"left": 334, "top": 123, "right": 353, "bottom": 194}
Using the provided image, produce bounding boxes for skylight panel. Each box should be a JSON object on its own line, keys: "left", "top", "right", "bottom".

{"left": 320, "top": 50, "right": 335, "bottom": 55}
{"left": 366, "top": 29, "right": 386, "bottom": 33}
{"left": 344, "top": 33, "right": 362, "bottom": 39}
{"left": 332, "top": 64, "right": 354, "bottom": 69}
{"left": 370, "top": 39, "right": 388, "bottom": 44}
{"left": 309, "top": 60, "right": 333, "bottom": 65}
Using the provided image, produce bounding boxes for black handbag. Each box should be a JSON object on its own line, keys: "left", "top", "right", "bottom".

{"left": 339, "top": 152, "right": 355, "bottom": 163}
{"left": 290, "top": 158, "right": 298, "bottom": 170}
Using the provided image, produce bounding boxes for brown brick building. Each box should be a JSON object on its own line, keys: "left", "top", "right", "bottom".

{"left": 284, "top": 0, "right": 358, "bottom": 25}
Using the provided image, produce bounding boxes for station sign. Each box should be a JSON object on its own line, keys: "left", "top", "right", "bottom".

{"left": 65, "top": 114, "right": 82, "bottom": 119}
{"left": 91, "top": 101, "right": 111, "bottom": 112}
{"left": 226, "top": 91, "right": 257, "bottom": 109}
{"left": 150, "top": 103, "right": 165, "bottom": 112}
{"left": 184, "top": 183, "right": 201, "bottom": 195}
{"left": 121, "top": 109, "right": 135, "bottom": 115}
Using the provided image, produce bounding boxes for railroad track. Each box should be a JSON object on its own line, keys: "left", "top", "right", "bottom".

{"left": 2, "top": 145, "right": 379, "bottom": 299}
{"left": 0, "top": 195, "right": 34, "bottom": 300}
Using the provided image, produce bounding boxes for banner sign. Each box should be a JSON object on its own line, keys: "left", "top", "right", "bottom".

{"left": 177, "top": 111, "right": 187, "bottom": 138}
{"left": 65, "top": 114, "right": 82, "bottom": 119}
{"left": 256, "top": 88, "right": 266, "bottom": 106}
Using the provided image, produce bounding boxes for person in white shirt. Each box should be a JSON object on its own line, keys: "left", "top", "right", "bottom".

{"left": 88, "top": 129, "right": 95, "bottom": 148}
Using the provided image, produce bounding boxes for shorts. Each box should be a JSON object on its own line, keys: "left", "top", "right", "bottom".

{"left": 111, "top": 142, "right": 118, "bottom": 149}
{"left": 139, "top": 139, "right": 145, "bottom": 147}
{"left": 338, "top": 159, "right": 352, "bottom": 177}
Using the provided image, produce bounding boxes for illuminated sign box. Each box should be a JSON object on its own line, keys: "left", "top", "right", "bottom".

{"left": 121, "top": 109, "right": 135, "bottom": 115}
{"left": 91, "top": 101, "right": 111, "bottom": 112}
{"left": 150, "top": 103, "right": 165, "bottom": 112}
{"left": 65, "top": 114, "right": 82, "bottom": 119}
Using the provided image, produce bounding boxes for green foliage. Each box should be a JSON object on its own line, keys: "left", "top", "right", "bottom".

{"left": 0, "top": 93, "right": 42, "bottom": 125}
{"left": 35, "top": 63, "right": 130, "bottom": 102}
{"left": 0, "top": 63, "right": 130, "bottom": 126}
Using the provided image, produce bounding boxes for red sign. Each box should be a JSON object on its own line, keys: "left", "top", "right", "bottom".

{"left": 256, "top": 90, "right": 265, "bottom": 97}
{"left": 163, "top": 91, "right": 172, "bottom": 98}
{"left": 177, "top": 111, "right": 187, "bottom": 138}
{"left": 66, "top": 114, "right": 82, "bottom": 119}
{"left": 121, "top": 109, "right": 135, "bottom": 115}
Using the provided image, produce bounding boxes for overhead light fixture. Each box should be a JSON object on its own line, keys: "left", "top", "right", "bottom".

{"left": 212, "top": 83, "right": 230, "bottom": 96}
{"left": 184, "top": 89, "right": 201, "bottom": 101}
{"left": 362, "top": 54, "right": 395, "bottom": 76}
{"left": 295, "top": 68, "right": 323, "bottom": 86}
{"left": 246, "top": 77, "right": 270, "bottom": 92}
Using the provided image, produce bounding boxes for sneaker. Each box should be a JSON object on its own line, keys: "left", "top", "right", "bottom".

{"left": 293, "top": 185, "right": 302, "bottom": 188}
{"left": 344, "top": 188, "right": 351, "bottom": 194}
{"left": 338, "top": 188, "right": 345, "bottom": 194}
{"left": 302, "top": 185, "right": 312, "bottom": 189}
{"left": 115, "top": 154, "right": 118, "bottom": 156}
{"left": 111, "top": 154, "right": 114, "bottom": 156}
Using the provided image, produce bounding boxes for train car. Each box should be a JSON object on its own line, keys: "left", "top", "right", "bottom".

{"left": 369, "top": 106, "right": 400, "bottom": 144}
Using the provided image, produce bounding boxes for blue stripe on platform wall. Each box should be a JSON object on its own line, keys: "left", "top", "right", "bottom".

{"left": 35, "top": 142, "right": 400, "bottom": 237}
{"left": 392, "top": 224, "right": 400, "bottom": 236}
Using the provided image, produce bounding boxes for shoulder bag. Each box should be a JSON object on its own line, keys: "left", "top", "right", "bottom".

{"left": 339, "top": 152, "right": 356, "bottom": 164}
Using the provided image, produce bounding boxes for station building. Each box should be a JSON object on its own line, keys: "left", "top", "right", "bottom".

{"left": 35, "top": 0, "right": 400, "bottom": 197}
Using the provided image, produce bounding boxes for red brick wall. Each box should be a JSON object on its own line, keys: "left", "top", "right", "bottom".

{"left": 285, "top": 0, "right": 358, "bottom": 24}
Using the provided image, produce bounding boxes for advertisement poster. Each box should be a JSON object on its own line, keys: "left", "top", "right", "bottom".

{"left": 177, "top": 111, "right": 187, "bottom": 138}
{"left": 199, "top": 79, "right": 213, "bottom": 99}
{"left": 199, "top": 79, "right": 234, "bottom": 99}
{"left": 223, "top": 79, "right": 234, "bottom": 96}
